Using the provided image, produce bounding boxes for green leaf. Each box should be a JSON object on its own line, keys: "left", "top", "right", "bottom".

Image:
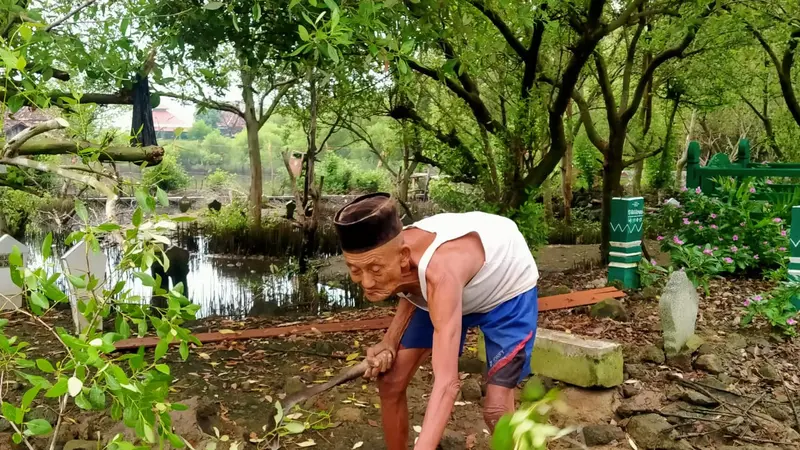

{"left": 156, "top": 187, "right": 169, "bottom": 207}
{"left": 97, "top": 223, "right": 121, "bottom": 232}
{"left": 74, "top": 200, "right": 89, "bottom": 222}
{"left": 30, "top": 292, "right": 48, "bottom": 310}
{"left": 179, "top": 341, "right": 189, "bottom": 361}
{"left": 273, "top": 401, "right": 283, "bottom": 425}
{"left": 2, "top": 403, "right": 18, "bottom": 423}
{"left": 328, "top": 43, "right": 339, "bottom": 64}
{"left": 24, "top": 419, "right": 52, "bottom": 436}
{"left": 88, "top": 385, "right": 106, "bottom": 409}
{"left": 155, "top": 364, "right": 170, "bottom": 375}
{"left": 67, "top": 275, "right": 87, "bottom": 289}
{"left": 173, "top": 127, "right": 184, "bottom": 138}
{"left": 168, "top": 432, "right": 185, "bottom": 448}
{"left": 11, "top": 433, "right": 21, "bottom": 444}
{"left": 289, "top": 0, "right": 301, "bottom": 8}
{"left": 120, "top": 16, "right": 130, "bottom": 35}
{"left": 490, "top": 414, "right": 514, "bottom": 450}
{"left": 298, "top": 25, "right": 310, "bottom": 42}
{"left": 134, "top": 272, "right": 157, "bottom": 288}
{"left": 204, "top": 1, "right": 224, "bottom": 10}
{"left": 35, "top": 359, "right": 54, "bottom": 373}
{"left": 132, "top": 207, "right": 143, "bottom": 227}
{"left": 401, "top": 39, "right": 415, "bottom": 54}
{"left": 18, "top": 24, "right": 32, "bottom": 41}
{"left": 284, "top": 421, "right": 305, "bottom": 434}
{"left": 21, "top": 386, "right": 41, "bottom": 409}
{"left": 41, "top": 233, "right": 53, "bottom": 260}
{"left": 45, "top": 378, "right": 68, "bottom": 398}
{"left": 134, "top": 189, "right": 149, "bottom": 212}
{"left": 9, "top": 246, "right": 23, "bottom": 268}
{"left": 155, "top": 338, "right": 169, "bottom": 361}
{"left": 74, "top": 392, "right": 92, "bottom": 410}
{"left": 172, "top": 403, "right": 188, "bottom": 411}
{"left": 397, "top": 58, "right": 409, "bottom": 75}
{"left": 253, "top": 1, "right": 262, "bottom": 21}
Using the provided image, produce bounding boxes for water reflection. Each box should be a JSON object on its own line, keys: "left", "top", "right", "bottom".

{"left": 22, "top": 231, "right": 365, "bottom": 319}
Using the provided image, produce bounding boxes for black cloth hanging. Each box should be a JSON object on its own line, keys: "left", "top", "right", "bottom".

{"left": 131, "top": 74, "right": 157, "bottom": 147}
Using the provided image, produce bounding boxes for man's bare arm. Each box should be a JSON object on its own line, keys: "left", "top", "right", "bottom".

{"left": 364, "top": 297, "right": 416, "bottom": 379}
{"left": 384, "top": 297, "right": 416, "bottom": 348}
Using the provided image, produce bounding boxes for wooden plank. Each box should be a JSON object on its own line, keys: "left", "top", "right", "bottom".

{"left": 114, "top": 287, "right": 625, "bottom": 350}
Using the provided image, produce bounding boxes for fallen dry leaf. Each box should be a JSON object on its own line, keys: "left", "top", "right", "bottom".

{"left": 413, "top": 425, "right": 422, "bottom": 433}
{"left": 466, "top": 433, "right": 476, "bottom": 449}
{"left": 297, "top": 439, "right": 316, "bottom": 447}
{"left": 352, "top": 442, "right": 363, "bottom": 449}
{"left": 219, "top": 329, "right": 237, "bottom": 334}
{"left": 368, "top": 420, "right": 378, "bottom": 427}
{"left": 198, "top": 353, "right": 211, "bottom": 360}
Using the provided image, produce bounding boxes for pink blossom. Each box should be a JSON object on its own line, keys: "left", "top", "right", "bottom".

{"left": 694, "top": 220, "right": 700, "bottom": 225}
{"left": 788, "top": 318, "right": 798, "bottom": 326}
{"left": 703, "top": 249, "right": 713, "bottom": 255}
{"left": 713, "top": 247, "right": 719, "bottom": 251}
{"left": 754, "top": 254, "right": 760, "bottom": 260}
{"left": 779, "top": 247, "right": 787, "bottom": 252}
{"left": 733, "top": 235, "right": 739, "bottom": 241}
{"left": 749, "top": 187, "right": 756, "bottom": 193}
{"left": 695, "top": 187, "right": 702, "bottom": 194}
{"left": 753, "top": 295, "right": 763, "bottom": 302}
{"left": 698, "top": 225, "right": 704, "bottom": 230}
{"left": 774, "top": 218, "right": 782, "bottom": 223}
{"left": 673, "top": 236, "right": 684, "bottom": 245}
{"left": 681, "top": 186, "right": 688, "bottom": 192}
{"left": 740, "top": 222, "right": 746, "bottom": 227}
{"left": 710, "top": 224, "right": 718, "bottom": 229}
{"left": 710, "top": 214, "right": 717, "bottom": 219}
{"left": 781, "top": 230, "right": 787, "bottom": 237}
{"left": 766, "top": 179, "right": 774, "bottom": 184}
{"left": 650, "top": 259, "right": 658, "bottom": 266}
{"left": 683, "top": 218, "right": 691, "bottom": 225}
{"left": 724, "top": 257, "right": 734, "bottom": 264}
{"left": 743, "top": 299, "right": 751, "bottom": 307}
{"left": 657, "top": 236, "right": 664, "bottom": 241}
{"left": 731, "top": 245, "right": 738, "bottom": 253}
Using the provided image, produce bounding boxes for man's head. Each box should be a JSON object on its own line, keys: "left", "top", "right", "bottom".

{"left": 334, "top": 193, "right": 411, "bottom": 302}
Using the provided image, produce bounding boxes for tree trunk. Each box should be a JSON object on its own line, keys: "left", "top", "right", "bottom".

{"left": 600, "top": 132, "right": 626, "bottom": 262}
{"left": 241, "top": 69, "right": 262, "bottom": 229}
{"left": 675, "top": 109, "right": 697, "bottom": 189}
{"left": 631, "top": 51, "right": 653, "bottom": 196}
{"left": 562, "top": 102, "right": 575, "bottom": 225}
{"left": 543, "top": 176, "right": 553, "bottom": 221}
{"left": 299, "top": 69, "right": 319, "bottom": 274}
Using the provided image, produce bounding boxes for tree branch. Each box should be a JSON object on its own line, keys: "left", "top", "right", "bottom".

{"left": 623, "top": 146, "right": 663, "bottom": 167}
{"left": 258, "top": 82, "right": 293, "bottom": 127}
{"left": 465, "top": 0, "right": 526, "bottom": 57}
{"left": 572, "top": 89, "right": 609, "bottom": 151}
{"left": 521, "top": 11, "right": 548, "bottom": 100}
{"left": 156, "top": 91, "right": 243, "bottom": 117}
{"left": 604, "top": 0, "right": 646, "bottom": 35}
{"left": 3, "top": 118, "right": 69, "bottom": 158}
{"left": 1, "top": 157, "right": 115, "bottom": 198}
{"left": 620, "top": 15, "right": 646, "bottom": 110}
{"left": 45, "top": 0, "right": 99, "bottom": 31}
{"left": 593, "top": 51, "right": 618, "bottom": 123}
{"left": 14, "top": 138, "right": 164, "bottom": 164}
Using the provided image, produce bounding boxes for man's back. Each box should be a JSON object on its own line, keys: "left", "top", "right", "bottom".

{"left": 407, "top": 211, "right": 539, "bottom": 314}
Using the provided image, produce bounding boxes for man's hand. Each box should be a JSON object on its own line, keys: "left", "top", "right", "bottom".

{"left": 364, "top": 340, "right": 397, "bottom": 380}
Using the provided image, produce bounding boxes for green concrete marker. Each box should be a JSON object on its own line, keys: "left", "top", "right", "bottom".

{"left": 790, "top": 206, "right": 800, "bottom": 309}
{"left": 608, "top": 197, "right": 645, "bottom": 289}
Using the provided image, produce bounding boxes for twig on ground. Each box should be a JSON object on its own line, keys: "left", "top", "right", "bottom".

{"left": 261, "top": 346, "right": 347, "bottom": 359}
{"left": 742, "top": 392, "right": 766, "bottom": 416}
{"left": 729, "top": 435, "right": 793, "bottom": 446}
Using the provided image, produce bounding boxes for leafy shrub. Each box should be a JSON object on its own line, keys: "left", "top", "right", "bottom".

{"left": 742, "top": 283, "right": 800, "bottom": 336}
{"left": 513, "top": 195, "right": 550, "bottom": 250}
{"left": 0, "top": 188, "right": 42, "bottom": 235}
{"left": 653, "top": 178, "right": 790, "bottom": 284}
{"left": 637, "top": 258, "right": 672, "bottom": 288}
{"left": 206, "top": 169, "right": 233, "bottom": 190}
{"left": 573, "top": 134, "right": 602, "bottom": 189}
{"left": 142, "top": 153, "right": 190, "bottom": 192}
{"left": 319, "top": 153, "right": 390, "bottom": 194}
{"left": 188, "top": 120, "right": 213, "bottom": 140}
{"left": 429, "top": 179, "right": 496, "bottom": 213}
{"left": 202, "top": 199, "right": 249, "bottom": 235}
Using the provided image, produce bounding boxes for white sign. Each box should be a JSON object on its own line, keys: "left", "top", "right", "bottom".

{"left": 62, "top": 241, "right": 107, "bottom": 333}
{"left": 0, "top": 235, "right": 28, "bottom": 310}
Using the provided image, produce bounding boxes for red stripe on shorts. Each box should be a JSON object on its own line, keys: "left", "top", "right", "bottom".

{"left": 486, "top": 331, "right": 533, "bottom": 381}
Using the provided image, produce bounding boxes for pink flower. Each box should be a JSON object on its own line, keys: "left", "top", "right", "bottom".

{"left": 781, "top": 230, "right": 787, "bottom": 237}
{"left": 753, "top": 295, "right": 763, "bottom": 302}
{"left": 788, "top": 318, "right": 798, "bottom": 326}
{"left": 698, "top": 225, "right": 704, "bottom": 230}
{"left": 779, "top": 247, "right": 787, "bottom": 252}
{"left": 710, "top": 214, "right": 717, "bottom": 219}
{"left": 695, "top": 187, "right": 702, "bottom": 194}
{"left": 740, "top": 222, "right": 746, "bottom": 227}
{"left": 673, "top": 236, "right": 685, "bottom": 245}
{"left": 694, "top": 220, "right": 700, "bottom": 225}
{"left": 774, "top": 218, "right": 782, "bottom": 223}
{"left": 743, "top": 299, "right": 751, "bottom": 307}
{"left": 731, "top": 245, "right": 738, "bottom": 253}
{"left": 683, "top": 218, "right": 691, "bottom": 225}
{"left": 713, "top": 247, "right": 719, "bottom": 251}
{"left": 724, "top": 257, "right": 734, "bottom": 264}
{"left": 749, "top": 187, "right": 756, "bottom": 193}
{"left": 703, "top": 249, "right": 713, "bottom": 255}
{"left": 657, "top": 236, "right": 664, "bottom": 241}
{"left": 650, "top": 259, "right": 658, "bottom": 265}
{"left": 767, "top": 179, "right": 774, "bottom": 184}
{"left": 710, "top": 224, "right": 718, "bottom": 229}
{"left": 681, "top": 186, "right": 688, "bottom": 192}
{"left": 733, "top": 235, "right": 739, "bottom": 241}
{"left": 754, "top": 254, "right": 759, "bottom": 260}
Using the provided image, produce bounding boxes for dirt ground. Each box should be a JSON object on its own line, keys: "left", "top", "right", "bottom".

{"left": 2, "top": 254, "right": 798, "bottom": 449}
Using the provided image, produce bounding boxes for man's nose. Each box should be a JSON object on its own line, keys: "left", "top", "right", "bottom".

{"left": 361, "top": 273, "right": 376, "bottom": 289}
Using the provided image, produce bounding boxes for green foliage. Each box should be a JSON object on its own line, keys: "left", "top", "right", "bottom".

{"left": 319, "top": 153, "right": 390, "bottom": 194}
{"left": 188, "top": 120, "right": 214, "bottom": 140}
{"left": 205, "top": 169, "right": 233, "bottom": 190}
{"left": 513, "top": 195, "right": 550, "bottom": 251}
{"left": 654, "top": 179, "right": 790, "bottom": 287}
{"left": 573, "top": 135, "right": 602, "bottom": 189}
{"left": 142, "top": 152, "right": 190, "bottom": 192}
{"left": 0, "top": 189, "right": 42, "bottom": 235}
{"left": 741, "top": 283, "right": 800, "bottom": 336}
{"left": 429, "top": 179, "right": 496, "bottom": 214}
{"left": 0, "top": 192, "right": 199, "bottom": 449}
{"left": 637, "top": 258, "right": 672, "bottom": 288}
{"left": 491, "top": 377, "right": 573, "bottom": 450}
{"left": 202, "top": 200, "right": 250, "bottom": 235}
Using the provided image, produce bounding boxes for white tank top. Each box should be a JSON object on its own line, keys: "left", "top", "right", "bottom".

{"left": 403, "top": 212, "right": 539, "bottom": 315}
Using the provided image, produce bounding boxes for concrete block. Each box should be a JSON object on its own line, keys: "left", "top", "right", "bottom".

{"left": 531, "top": 328, "right": 623, "bottom": 388}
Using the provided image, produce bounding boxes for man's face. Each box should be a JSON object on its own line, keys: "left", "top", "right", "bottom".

{"left": 343, "top": 236, "right": 409, "bottom": 302}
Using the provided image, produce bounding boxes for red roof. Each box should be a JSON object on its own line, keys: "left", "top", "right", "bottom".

{"left": 152, "top": 108, "right": 192, "bottom": 132}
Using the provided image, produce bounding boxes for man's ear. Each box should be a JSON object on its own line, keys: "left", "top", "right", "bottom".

{"left": 400, "top": 243, "right": 412, "bottom": 270}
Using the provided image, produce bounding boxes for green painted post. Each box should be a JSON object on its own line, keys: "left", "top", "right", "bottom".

{"left": 790, "top": 206, "right": 800, "bottom": 309}
{"left": 686, "top": 141, "right": 701, "bottom": 189}
{"left": 737, "top": 139, "right": 751, "bottom": 168}
{"left": 608, "top": 197, "right": 645, "bottom": 289}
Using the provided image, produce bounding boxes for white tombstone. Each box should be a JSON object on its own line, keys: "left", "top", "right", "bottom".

{"left": 61, "top": 240, "right": 107, "bottom": 333}
{"left": 0, "top": 234, "right": 28, "bottom": 310}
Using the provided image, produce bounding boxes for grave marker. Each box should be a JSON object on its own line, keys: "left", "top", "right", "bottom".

{"left": 608, "top": 197, "right": 645, "bottom": 289}
{"left": 62, "top": 241, "right": 107, "bottom": 333}
{"left": 0, "top": 234, "right": 28, "bottom": 310}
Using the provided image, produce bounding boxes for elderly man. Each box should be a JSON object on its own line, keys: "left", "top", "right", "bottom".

{"left": 333, "top": 192, "right": 539, "bottom": 449}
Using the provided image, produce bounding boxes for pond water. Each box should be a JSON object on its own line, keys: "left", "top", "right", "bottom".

{"left": 20, "top": 230, "right": 366, "bottom": 319}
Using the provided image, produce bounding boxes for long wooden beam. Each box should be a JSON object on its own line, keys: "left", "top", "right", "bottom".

{"left": 113, "top": 287, "right": 626, "bottom": 350}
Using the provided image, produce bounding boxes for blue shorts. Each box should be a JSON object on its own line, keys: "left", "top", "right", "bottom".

{"left": 400, "top": 286, "right": 538, "bottom": 388}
